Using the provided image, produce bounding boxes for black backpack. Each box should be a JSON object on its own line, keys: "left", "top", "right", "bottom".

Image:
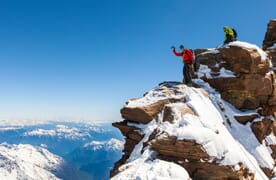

{"left": 232, "top": 28, "right": 237, "bottom": 39}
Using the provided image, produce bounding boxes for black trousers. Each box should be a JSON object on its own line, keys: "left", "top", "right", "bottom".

{"left": 224, "top": 34, "right": 234, "bottom": 44}
{"left": 182, "top": 63, "right": 193, "bottom": 84}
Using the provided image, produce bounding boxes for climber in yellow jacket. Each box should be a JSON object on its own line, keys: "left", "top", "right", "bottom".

{"left": 223, "top": 26, "right": 235, "bottom": 44}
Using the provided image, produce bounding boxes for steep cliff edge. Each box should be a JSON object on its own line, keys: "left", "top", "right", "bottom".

{"left": 111, "top": 20, "right": 276, "bottom": 180}
{"left": 263, "top": 19, "right": 276, "bottom": 72}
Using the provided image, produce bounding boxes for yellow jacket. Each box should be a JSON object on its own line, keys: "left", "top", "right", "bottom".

{"left": 224, "top": 26, "right": 234, "bottom": 40}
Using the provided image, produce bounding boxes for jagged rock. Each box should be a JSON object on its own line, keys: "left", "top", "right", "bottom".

{"left": 112, "top": 20, "right": 276, "bottom": 180}
{"left": 111, "top": 121, "right": 144, "bottom": 177}
{"left": 220, "top": 46, "right": 269, "bottom": 74}
{"left": 195, "top": 43, "right": 273, "bottom": 109}
{"left": 121, "top": 97, "right": 185, "bottom": 124}
{"left": 251, "top": 118, "right": 273, "bottom": 143}
{"left": 234, "top": 113, "right": 259, "bottom": 124}
{"left": 263, "top": 19, "right": 276, "bottom": 50}
{"left": 111, "top": 81, "right": 271, "bottom": 180}
{"left": 263, "top": 20, "right": 276, "bottom": 73}
{"left": 149, "top": 134, "right": 247, "bottom": 180}
{"left": 149, "top": 135, "right": 209, "bottom": 160}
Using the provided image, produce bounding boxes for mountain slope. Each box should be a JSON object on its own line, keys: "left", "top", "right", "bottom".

{"left": 0, "top": 143, "right": 62, "bottom": 180}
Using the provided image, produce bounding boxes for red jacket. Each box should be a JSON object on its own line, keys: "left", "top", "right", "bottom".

{"left": 173, "top": 49, "right": 194, "bottom": 64}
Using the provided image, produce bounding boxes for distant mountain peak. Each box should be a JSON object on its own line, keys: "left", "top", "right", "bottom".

{"left": 84, "top": 138, "right": 124, "bottom": 151}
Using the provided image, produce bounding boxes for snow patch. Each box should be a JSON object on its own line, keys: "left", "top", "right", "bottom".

{"left": 112, "top": 149, "right": 190, "bottom": 180}
{"left": 0, "top": 143, "right": 62, "bottom": 180}
{"left": 268, "top": 43, "right": 276, "bottom": 49}
{"left": 227, "top": 41, "right": 267, "bottom": 61}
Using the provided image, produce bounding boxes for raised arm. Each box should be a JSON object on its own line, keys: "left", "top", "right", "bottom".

{"left": 173, "top": 49, "right": 183, "bottom": 56}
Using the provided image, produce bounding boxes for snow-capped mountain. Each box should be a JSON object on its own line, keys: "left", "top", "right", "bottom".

{"left": 24, "top": 124, "right": 92, "bottom": 140}
{"left": 0, "top": 143, "right": 62, "bottom": 180}
{"left": 66, "top": 138, "right": 124, "bottom": 180}
{"left": 0, "top": 121, "right": 123, "bottom": 180}
{"left": 84, "top": 138, "right": 124, "bottom": 151}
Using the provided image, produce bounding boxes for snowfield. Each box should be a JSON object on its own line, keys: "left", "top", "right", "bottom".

{"left": 0, "top": 143, "right": 62, "bottom": 180}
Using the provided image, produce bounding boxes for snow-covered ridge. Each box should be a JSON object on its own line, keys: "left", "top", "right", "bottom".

{"left": 23, "top": 124, "right": 91, "bottom": 140}
{"left": 84, "top": 138, "right": 124, "bottom": 151}
{"left": 126, "top": 83, "right": 186, "bottom": 108}
{"left": 112, "top": 80, "right": 272, "bottom": 180}
{"left": 0, "top": 143, "right": 62, "bottom": 180}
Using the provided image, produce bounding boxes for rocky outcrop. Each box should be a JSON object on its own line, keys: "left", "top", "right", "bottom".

{"left": 111, "top": 20, "right": 276, "bottom": 180}
{"left": 120, "top": 97, "right": 184, "bottom": 124}
{"left": 149, "top": 135, "right": 243, "bottom": 180}
{"left": 111, "top": 82, "right": 271, "bottom": 179}
{"left": 263, "top": 20, "right": 276, "bottom": 72}
{"left": 195, "top": 43, "right": 273, "bottom": 110}
{"left": 111, "top": 120, "right": 144, "bottom": 177}
{"left": 263, "top": 19, "right": 276, "bottom": 50}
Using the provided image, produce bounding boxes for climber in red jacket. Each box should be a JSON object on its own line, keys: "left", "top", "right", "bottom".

{"left": 171, "top": 45, "right": 194, "bottom": 86}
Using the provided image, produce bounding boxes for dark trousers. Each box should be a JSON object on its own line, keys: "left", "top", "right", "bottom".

{"left": 224, "top": 34, "right": 234, "bottom": 44}
{"left": 182, "top": 63, "right": 193, "bottom": 84}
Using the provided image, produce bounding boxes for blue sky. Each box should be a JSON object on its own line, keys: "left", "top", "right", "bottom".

{"left": 0, "top": 0, "right": 275, "bottom": 122}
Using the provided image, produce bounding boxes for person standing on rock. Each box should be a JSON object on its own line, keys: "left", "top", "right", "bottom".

{"left": 223, "top": 26, "right": 235, "bottom": 44}
{"left": 171, "top": 45, "right": 194, "bottom": 86}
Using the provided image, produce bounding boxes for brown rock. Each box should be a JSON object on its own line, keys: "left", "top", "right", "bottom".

{"left": 111, "top": 120, "right": 145, "bottom": 177}
{"left": 112, "top": 120, "right": 139, "bottom": 136}
{"left": 196, "top": 44, "right": 273, "bottom": 110}
{"left": 149, "top": 135, "right": 210, "bottom": 160}
{"left": 263, "top": 19, "right": 276, "bottom": 50}
{"left": 234, "top": 113, "right": 259, "bottom": 124}
{"left": 220, "top": 46, "right": 269, "bottom": 74}
{"left": 251, "top": 118, "right": 273, "bottom": 143}
{"left": 121, "top": 97, "right": 184, "bottom": 124}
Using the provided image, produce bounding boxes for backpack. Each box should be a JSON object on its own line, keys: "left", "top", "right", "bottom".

{"left": 187, "top": 49, "right": 199, "bottom": 72}
{"left": 186, "top": 49, "right": 194, "bottom": 62}
{"left": 232, "top": 28, "right": 237, "bottom": 39}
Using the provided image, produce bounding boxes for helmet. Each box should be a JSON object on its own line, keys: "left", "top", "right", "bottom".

{"left": 179, "top": 45, "right": 184, "bottom": 49}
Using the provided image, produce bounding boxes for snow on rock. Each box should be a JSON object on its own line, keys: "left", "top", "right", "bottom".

{"left": 268, "top": 43, "right": 276, "bottom": 49}
{"left": 112, "top": 81, "right": 272, "bottom": 179}
{"left": 84, "top": 138, "right": 124, "bottom": 151}
{"left": 227, "top": 41, "right": 268, "bottom": 61}
{"left": 0, "top": 143, "right": 62, "bottom": 180}
{"left": 195, "top": 42, "right": 273, "bottom": 110}
{"left": 112, "top": 149, "right": 190, "bottom": 180}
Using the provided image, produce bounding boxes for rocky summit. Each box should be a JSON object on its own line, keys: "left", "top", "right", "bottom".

{"left": 263, "top": 19, "right": 276, "bottom": 73}
{"left": 111, "top": 19, "right": 276, "bottom": 180}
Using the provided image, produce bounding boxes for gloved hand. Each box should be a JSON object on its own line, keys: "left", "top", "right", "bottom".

{"left": 171, "top": 46, "right": 175, "bottom": 50}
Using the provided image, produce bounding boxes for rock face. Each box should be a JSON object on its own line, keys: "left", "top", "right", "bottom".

{"left": 263, "top": 20, "right": 276, "bottom": 71}
{"left": 195, "top": 43, "right": 273, "bottom": 110}
{"left": 263, "top": 19, "right": 276, "bottom": 50}
{"left": 111, "top": 20, "right": 276, "bottom": 180}
{"left": 111, "top": 81, "right": 271, "bottom": 180}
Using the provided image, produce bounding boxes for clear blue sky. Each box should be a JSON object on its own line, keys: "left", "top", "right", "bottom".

{"left": 0, "top": 0, "right": 275, "bottom": 122}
